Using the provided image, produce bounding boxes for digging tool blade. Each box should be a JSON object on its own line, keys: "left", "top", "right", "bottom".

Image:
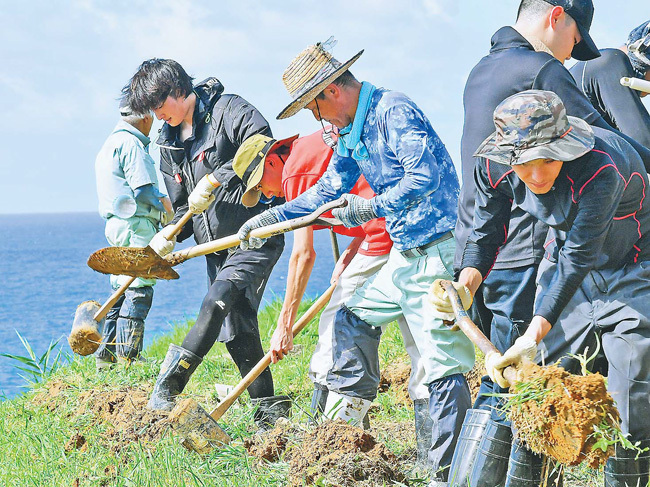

{"left": 87, "top": 245, "right": 180, "bottom": 280}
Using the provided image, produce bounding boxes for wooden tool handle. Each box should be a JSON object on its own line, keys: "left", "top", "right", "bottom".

{"left": 92, "top": 211, "right": 194, "bottom": 322}
{"left": 170, "top": 198, "right": 347, "bottom": 263}
{"left": 441, "top": 280, "right": 518, "bottom": 385}
{"left": 208, "top": 283, "right": 337, "bottom": 422}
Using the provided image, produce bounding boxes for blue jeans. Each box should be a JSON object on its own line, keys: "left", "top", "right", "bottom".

{"left": 472, "top": 265, "right": 538, "bottom": 423}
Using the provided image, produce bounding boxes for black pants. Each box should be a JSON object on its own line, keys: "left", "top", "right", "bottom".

{"left": 182, "top": 236, "right": 283, "bottom": 399}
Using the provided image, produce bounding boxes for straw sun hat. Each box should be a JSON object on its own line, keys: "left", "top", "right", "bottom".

{"left": 277, "top": 37, "right": 363, "bottom": 120}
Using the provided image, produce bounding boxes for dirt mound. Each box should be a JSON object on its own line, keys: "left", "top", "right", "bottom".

{"left": 245, "top": 420, "right": 407, "bottom": 486}
{"left": 289, "top": 421, "right": 406, "bottom": 486}
{"left": 466, "top": 349, "right": 486, "bottom": 404}
{"left": 378, "top": 361, "right": 411, "bottom": 406}
{"left": 33, "top": 381, "right": 171, "bottom": 453}
{"left": 508, "top": 363, "right": 619, "bottom": 467}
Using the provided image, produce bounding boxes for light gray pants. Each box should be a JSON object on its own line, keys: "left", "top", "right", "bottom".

{"left": 536, "top": 259, "right": 650, "bottom": 441}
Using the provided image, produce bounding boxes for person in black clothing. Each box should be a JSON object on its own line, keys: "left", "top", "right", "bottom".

{"left": 124, "top": 59, "right": 290, "bottom": 429}
{"left": 444, "top": 89, "right": 650, "bottom": 487}
{"left": 441, "top": 0, "right": 650, "bottom": 485}
{"left": 571, "top": 20, "right": 650, "bottom": 148}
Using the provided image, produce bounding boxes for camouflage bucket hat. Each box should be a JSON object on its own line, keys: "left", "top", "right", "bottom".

{"left": 474, "top": 90, "right": 595, "bottom": 166}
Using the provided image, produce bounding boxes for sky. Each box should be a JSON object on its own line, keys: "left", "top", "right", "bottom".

{"left": 1, "top": 0, "right": 648, "bottom": 214}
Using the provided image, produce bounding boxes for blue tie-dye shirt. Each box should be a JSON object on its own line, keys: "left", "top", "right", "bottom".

{"left": 274, "top": 87, "right": 459, "bottom": 250}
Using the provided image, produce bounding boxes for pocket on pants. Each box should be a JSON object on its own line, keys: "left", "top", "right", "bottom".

{"left": 435, "top": 238, "right": 456, "bottom": 278}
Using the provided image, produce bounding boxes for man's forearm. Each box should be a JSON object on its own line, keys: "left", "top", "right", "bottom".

{"left": 278, "top": 228, "right": 317, "bottom": 327}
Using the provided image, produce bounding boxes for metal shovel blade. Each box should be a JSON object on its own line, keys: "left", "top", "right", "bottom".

{"left": 87, "top": 245, "right": 179, "bottom": 280}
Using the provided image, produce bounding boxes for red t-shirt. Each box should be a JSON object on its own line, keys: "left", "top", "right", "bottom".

{"left": 282, "top": 129, "right": 392, "bottom": 256}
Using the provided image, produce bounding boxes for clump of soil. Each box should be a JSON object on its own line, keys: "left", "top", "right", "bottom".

{"left": 245, "top": 420, "right": 407, "bottom": 486}
{"left": 68, "top": 324, "right": 102, "bottom": 356}
{"left": 378, "top": 361, "right": 411, "bottom": 406}
{"left": 289, "top": 421, "right": 406, "bottom": 486}
{"left": 243, "top": 418, "right": 297, "bottom": 462}
{"left": 508, "top": 362, "right": 619, "bottom": 468}
{"left": 33, "top": 381, "right": 171, "bottom": 453}
{"left": 65, "top": 433, "right": 88, "bottom": 452}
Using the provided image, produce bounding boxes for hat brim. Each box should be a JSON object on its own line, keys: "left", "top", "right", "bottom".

{"left": 572, "top": 23, "right": 600, "bottom": 61}
{"left": 241, "top": 134, "right": 299, "bottom": 207}
{"left": 276, "top": 50, "right": 364, "bottom": 120}
{"left": 473, "top": 116, "right": 595, "bottom": 166}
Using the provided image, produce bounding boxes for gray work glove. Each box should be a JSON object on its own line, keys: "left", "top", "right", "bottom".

{"left": 237, "top": 209, "right": 280, "bottom": 250}
{"left": 331, "top": 193, "right": 377, "bottom": 228}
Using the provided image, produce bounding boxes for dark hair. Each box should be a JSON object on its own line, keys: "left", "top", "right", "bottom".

{"left": 517, "top": 0, "right": 551, "bottom": 21}
{"left": 122, "top": 59, "right": 194, "bottom": 114}
{"left": 315, "top": 70, "right": 358, "bottom": 99}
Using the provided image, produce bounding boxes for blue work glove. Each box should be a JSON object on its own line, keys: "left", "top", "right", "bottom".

{"left": 331, "top": 194, "right": 377, "bottom": 228}
{"left": 237, "top": 209, "right": 280, "bottom": 250}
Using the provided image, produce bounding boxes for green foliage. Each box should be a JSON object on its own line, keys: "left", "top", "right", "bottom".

{"left": 0, "top": 331, "right": 65, "bottom": 385}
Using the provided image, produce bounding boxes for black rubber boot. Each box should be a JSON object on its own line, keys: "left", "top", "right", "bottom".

{"left": 95, "top": 315, "right": 118, "bottom": 370}
{"left": 252, "top": 395, "right": 292, "bottom": 432}
{"left": 604, "top": 440, "right": 650, "bottom": 487}
{"left": 467, "top": 419, "right": 512, "bottom": 487}
{"left": 505, "top": 438, "right": 563, "bottom": 487}
{"left": 414, "top": 398, "right": 434, "bottom": 466}
{"left": 309, "top": 384, "right": 329, "bottom": 422}
{"left": 147, "top": 344, "right": 202, "bottom": 411}
{"left": 447, "top": 409, "right": 492, "bottom": 486}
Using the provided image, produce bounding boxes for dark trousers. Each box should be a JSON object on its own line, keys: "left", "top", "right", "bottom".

{"left": 472, "top": 265, "right": 538, "bottom": 423}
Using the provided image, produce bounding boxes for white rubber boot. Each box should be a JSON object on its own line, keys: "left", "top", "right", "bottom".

{"left": 324, "top": 391, "right": 372, "bottom": 427}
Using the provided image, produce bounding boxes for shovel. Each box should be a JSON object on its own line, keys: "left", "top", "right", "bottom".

{"left": 87, "top": 198, "right": 347, "bottom": 279}
{"left": 68, "top": 211, "right": 193, "bottom": 356}
{"left": 167, "top": 283, "right": 338, "bottom": 454}
{"left": 440, "top": 280, "right": 518, "bottom": 384}
{"left": 440, "top": 280, "right": 622, "bottom": 466}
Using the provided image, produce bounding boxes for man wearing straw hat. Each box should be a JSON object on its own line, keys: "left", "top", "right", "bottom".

{"left": 237, "top": 38, "right": 474, "bottom": 484}
{"left": 435, "top": 89, "right": 650, "bottom": 487}
{"left": 571, "top": 20, "right": 650, "bottom": 148}
{"left": 231, "top": 128, "right": 434, "bottom": 464}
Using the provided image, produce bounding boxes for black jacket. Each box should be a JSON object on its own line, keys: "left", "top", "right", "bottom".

{"left": 462, "top": 128, "right": 650, "bottom": 325}
{"left": 157, "top": 78, "right": 279, "bottom": 244}
{"left": 571, "top": 49, "right": 650, "bottom": 148}
{"left": 456, "top": 26, "right": 603, "bottom": 270}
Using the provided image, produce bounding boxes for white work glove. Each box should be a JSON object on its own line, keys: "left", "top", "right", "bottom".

{"left": 331, "top": 194, "right": 377, "bottom": 228}
{"left": 429, "top": 279, "right": 473, "bottom": 321}
{"left": 237, "top": 209, "right": 280, "bottom": 250}
{"left": 188, "top": 174, "right": 218, "bottom": 214}
{"left": 148, "top": 225, "right": 177, "bottom": 257}
{"left": 485, "top": 335, "right": 537, "bottom": 388}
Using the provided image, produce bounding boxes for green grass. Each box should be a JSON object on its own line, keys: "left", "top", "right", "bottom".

{"left": 0, "top": 300, "right": 602, "bottom": 486}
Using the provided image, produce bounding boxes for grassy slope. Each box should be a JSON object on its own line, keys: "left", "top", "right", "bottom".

{"left": 0, "top": 300, "right": 601, "bottom": 486}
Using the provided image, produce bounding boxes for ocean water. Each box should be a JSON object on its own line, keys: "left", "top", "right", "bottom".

{"left": 0, "top": 213, "right": 348, "bottom": 399}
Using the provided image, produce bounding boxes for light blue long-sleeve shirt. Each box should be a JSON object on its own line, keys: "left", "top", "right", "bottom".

{"left": 274, "top": 88, "right": 459, "bottom": 250}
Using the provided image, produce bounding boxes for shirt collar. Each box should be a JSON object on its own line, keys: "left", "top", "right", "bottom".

{"left": 113, "top": 120, "right": 150, "bottom": 146}
{"left": 490, "top": 26, "right": 535, "bottom": 54}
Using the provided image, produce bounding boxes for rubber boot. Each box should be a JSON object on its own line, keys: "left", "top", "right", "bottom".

{"left": 95, "top": 316, "right": 117, "bottom": 370}
{"left": 505, "top": 438, "right": 563, "bottom": 487}
{"left": 604, "top": 440, "right": 650, "bottom": 487}
{"left": 309, "top": 384, "right": 329, "bottom": 423}
{"left": 467, "top": 419, "right": 512, "bottom": 487}
{"left": 324, "top": 391, "right": 372, "bottom": 427}
{"left": 147, "top": 344, "right": 202, "bottom": 411}
{"left": 414, "top": 398, "right": 434, "bottom": 466}
{"left": 116, "top": 317, "right": 145, "bottom": 361}
{"left": 252, "top": 395, "right": 292, "bottom": 432}
{"left": 447, "top": 409, "right": 492, "bottom": 486}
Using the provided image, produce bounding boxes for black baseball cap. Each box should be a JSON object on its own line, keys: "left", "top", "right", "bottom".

{"left": 544, "top": 0, "right": 599, "bottom": 61}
